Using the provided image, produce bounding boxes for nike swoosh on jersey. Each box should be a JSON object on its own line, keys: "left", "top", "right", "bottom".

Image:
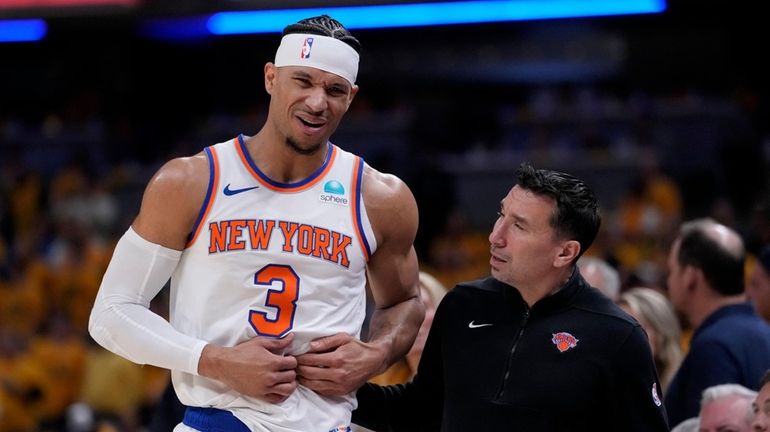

{"left": 223, "top": 184, "right": 259, "bottom": 196}
{"left": 468, "top": 321, "right": 493, "bottom": 329}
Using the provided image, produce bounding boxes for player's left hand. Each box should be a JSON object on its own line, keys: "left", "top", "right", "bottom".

{"left": 295, "top": 333, "right": 386, "bottom": 396}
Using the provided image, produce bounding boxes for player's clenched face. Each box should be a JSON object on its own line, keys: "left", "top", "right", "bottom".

{"left": 265, "top": 64, "right": 358, "bottom": 155}
{"left": 489, "top": 185, "right": 566, "bottom": 290}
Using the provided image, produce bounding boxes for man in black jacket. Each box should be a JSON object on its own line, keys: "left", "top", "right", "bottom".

{"left": 351, "top": 163, "right": 670, "bottom": 431}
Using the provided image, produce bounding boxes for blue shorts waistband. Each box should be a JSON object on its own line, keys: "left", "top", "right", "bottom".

{"left": 183, "top": 406, "right": 250, "bottom": 432}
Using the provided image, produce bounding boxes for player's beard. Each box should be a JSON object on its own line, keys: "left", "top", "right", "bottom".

{"left": 286, "top": 137, "right": 323, "bottom": 155}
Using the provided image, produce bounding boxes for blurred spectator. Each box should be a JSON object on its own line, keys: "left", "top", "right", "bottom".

{"left": 664, "top": 219, "right": 770, "bottom": 426}
{"left": 578, "top": 256, "right": 621, "bottom": 301}
{"left": 710, "top": 196, "right": 738, "bottom": 228}
{"left": 0, "top": 313, "right": 86, "bottom": 431}
{"left": 618, "top": 149, "right": 682, "bottom": 237}
{"left": 0, "top": 329, "right": 40, "bottom": 432}
{"left": 698, "top": 384, "right": 757, "bottom": 432}
{"left": 753, "top": 369, "right": 770, "bottom": 431}
{"left": 426, "top": 209, "right": 490, "bottom": 290}
{"left": 618, "top": 287, "right": 683, "bottom": 393}
{"left": 746, "top": 198, "right": 770, "bottom": 255}
{"left": 670, "top": 417, "right": 699, "bottom": 432}
{"left": 747, "top": 246, "right": 770, "bottom": 323}
{"left": 49, "top": 163, "right": 119, "bottom": 243}
{"left": 613, "top": 149, "right": 681, "bottom": 285}
{"left": 0, "top": 259, "right": 46, "bottom": 339}
{"left": 27, "top": 313, "right": 86, "bottom": 430}
{"left": 65, "top": 402, "right": 95, "bottom": 432}
{"left": 7, "top": 172, "right": 46, "bottom": 256}
{"left": 78, "top": 339, "right": 145, "bottom": 430}
{"left": 44, "top": 219, "right": 111, "bottom": 331}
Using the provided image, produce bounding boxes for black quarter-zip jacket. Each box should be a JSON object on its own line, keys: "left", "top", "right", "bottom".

{"left": 353, "top": 272, "right": 670, "bottom": 431}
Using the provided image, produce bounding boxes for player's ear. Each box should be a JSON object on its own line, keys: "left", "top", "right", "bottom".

{"left": 344, "top": 85, "right": 359, "bottom": 111}
{"left": 265, "top": 63, "right": 276, "bottom": 95}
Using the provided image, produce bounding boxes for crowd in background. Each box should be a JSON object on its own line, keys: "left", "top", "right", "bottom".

{"left": 2, "top": 33, "right": 770, "bottom": 430}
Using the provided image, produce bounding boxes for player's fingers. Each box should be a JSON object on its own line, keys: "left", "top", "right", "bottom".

{"left": 295, "top": 363, "right": 333, "bottom": 380}
{"left": 270, "top": 381, "right": 298, "bottom": 398}
{"left": 262, "top": 333, "right": 294, "bottom": 353}
{"left": 295, "top": 352, "right": 326, "bottom": 366}
{"left": 307, "top": 333, "right": 350, "bottom": 353}
{"left": 275, "top": 354, "right": 298, "bottom": 370}
{"left": 270, "top": 369, "right": 297, "bottom": 385}
{"left": 296, "top": 352, "right": 344, "bottom": 372}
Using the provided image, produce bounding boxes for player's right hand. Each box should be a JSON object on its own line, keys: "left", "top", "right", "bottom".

{"left": 197, "top": 333, "right": 298, "bottom": 404}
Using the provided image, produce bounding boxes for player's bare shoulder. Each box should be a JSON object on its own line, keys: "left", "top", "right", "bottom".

{"left": 133, "top": 152, "right": 210, "bottom": 249}
{"left": 361, "top": 164, "right": 418, "bottom": 245}
{"left": 148, "top": 153, "right": 209, "bottom": 196}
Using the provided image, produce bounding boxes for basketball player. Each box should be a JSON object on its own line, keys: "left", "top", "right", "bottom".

{"left": 88, "top": 15, "right": 424, "bottom": 432}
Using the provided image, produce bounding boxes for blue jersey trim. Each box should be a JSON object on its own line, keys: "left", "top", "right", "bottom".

{"left": 237, "top": 133, "right": 332, "bottom": 190}
{"left": 187, "top": 146, "right": 216, "bottom": 245}
{"left": 353, "top": 157, "right": 372, "bottom": 259}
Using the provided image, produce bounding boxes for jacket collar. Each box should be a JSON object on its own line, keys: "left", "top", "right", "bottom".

{"left": 487, "top": 267, "right": 584, "bottom": 314}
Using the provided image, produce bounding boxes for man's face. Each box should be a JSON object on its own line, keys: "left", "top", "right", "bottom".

{"left": 699, "top": 395, "right": 753, "bottom": 432}
{"left": 753, "top": 383, "right": 770, "bottom": 431}
{"left": 488, "top": 185, "right": 564, "bottom": 288}
{"left": 666, "top": 238, "right": 687, "bottom": 313}
{"left": 265, "top": 64, "right": 357, "bottom": 155}
{"left": 747, "top": 264, "right": 770, "bottom": 323}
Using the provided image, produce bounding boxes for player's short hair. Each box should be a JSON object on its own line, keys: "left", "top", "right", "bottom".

{"left": 283, "top": 15, "right": 361, "bottom": 54}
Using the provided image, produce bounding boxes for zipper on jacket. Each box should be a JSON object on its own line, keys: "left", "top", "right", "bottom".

{"left": 495, "top": 306, "right": 530, "bottom": 399}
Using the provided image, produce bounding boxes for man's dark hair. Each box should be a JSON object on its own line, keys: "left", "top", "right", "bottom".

{"left": 283, "top": 15, "right": 361, "bottom": 54}
{"left": 677, "top": 219, "right": 745, "bottom": 296}
{"left": 514, "top": 163, "right": 601, "bottom": 261}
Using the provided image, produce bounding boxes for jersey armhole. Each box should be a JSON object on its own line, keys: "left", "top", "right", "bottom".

{"left": 185, "top": 146, "right": 220, "bottom": 248}
{"left": 350, "top": 157, "right": 376, "bottom": 261}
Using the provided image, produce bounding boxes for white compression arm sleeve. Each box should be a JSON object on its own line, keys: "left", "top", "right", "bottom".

{"left": 89, "top": 227, "right": 207, "bottom": 375}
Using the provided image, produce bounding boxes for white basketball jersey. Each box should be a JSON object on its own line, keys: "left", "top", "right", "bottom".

{"left": 170, "top": 135, "right": 377, "bottom": 431}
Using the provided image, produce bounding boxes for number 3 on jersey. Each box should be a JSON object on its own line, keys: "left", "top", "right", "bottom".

{"left": 249, "top": 264, "right": 299, "bottom": 337}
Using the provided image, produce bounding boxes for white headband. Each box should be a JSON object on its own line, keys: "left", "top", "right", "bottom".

{"left": 274, "top": 33, "right": 359, "bottom": 86}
